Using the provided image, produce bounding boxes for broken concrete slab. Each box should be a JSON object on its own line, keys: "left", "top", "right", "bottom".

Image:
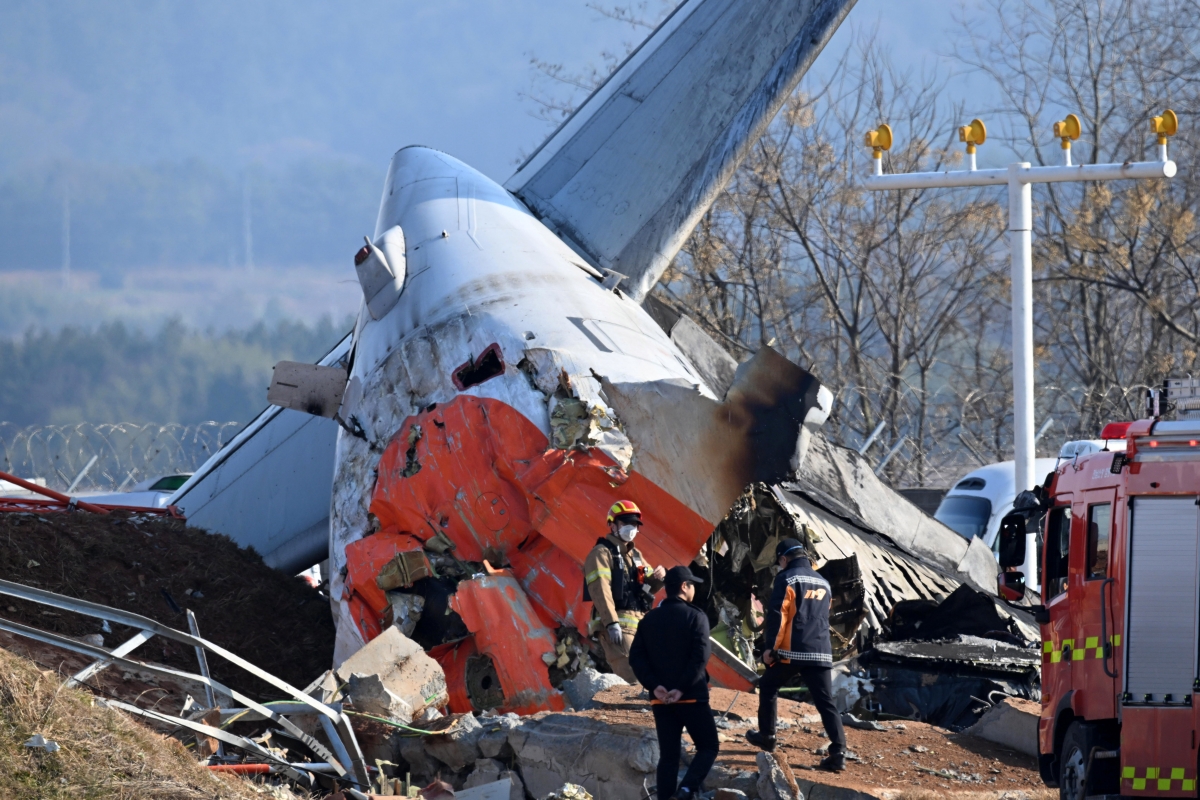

{"left": 704, "top": 763, "right": 760, "bottom": 796}
{"left": 399, "top": 734, "right": 443, "bottom": 783}
{"left": 423, "top": 711, "right": 485, "bottom": 772}
{"left": 477, "top": 712, "right": 523, "bottom": 759}
{"left": 756, "top": 751, "right": 801, "bottom": 800}
{"left": 791, "top": 778, "right": 878, "bottom": 800}
{"left": 463, "top": 758, "right": 525, "bottom": 800}
{"left": 335, "top": 626, "right": 448, "bottom": 724}
{"left": 507, "top": 713, "right": 658, "bottom": 800}
{"left": 562, "top": 668, "right": 628, "bottom": 711}
{"left": 962, "top": 697, "right": 1039, "bottom": 757}
{"left": 713, "top": 790, "right": 750, "bottom": 800}
{"left": 455, "top": 778, "right": 518, "bottom": 800}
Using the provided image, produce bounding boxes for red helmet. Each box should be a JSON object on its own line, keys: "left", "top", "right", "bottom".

{"left": 606, "top": 500, "right": 642, "bottom": 524}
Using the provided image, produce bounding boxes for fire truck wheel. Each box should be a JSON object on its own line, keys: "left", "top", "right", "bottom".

{"left": 1059, "top": 721, "right": 1096, "bottom": 800}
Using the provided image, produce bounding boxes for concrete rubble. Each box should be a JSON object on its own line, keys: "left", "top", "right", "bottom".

{"left": 561, "top": 668, "right": 628, "bottom": 711}
{"left": 756, "top": 752, "right": 801, "bottom": 800}
{"left": 335, "top": 626, "right": 448, "bottom": 724}
{"left": 962, "top": 698, "right": 1040, "bottom": 758}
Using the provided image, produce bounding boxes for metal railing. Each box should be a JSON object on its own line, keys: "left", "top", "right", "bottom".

{"left": 0, "top": 576, "right": 369, "bottom": 787}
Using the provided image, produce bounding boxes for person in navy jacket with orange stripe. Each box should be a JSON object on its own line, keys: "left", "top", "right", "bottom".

{"left": 745, "top": 538, "right": 846, "bottom": 771}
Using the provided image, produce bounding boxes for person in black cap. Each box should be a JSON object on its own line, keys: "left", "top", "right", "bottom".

{"left": 629, "top": 566, "right": 718, "bottom": 800}
{"left": 745, "top": 537, "right": 846, "bottom": 771}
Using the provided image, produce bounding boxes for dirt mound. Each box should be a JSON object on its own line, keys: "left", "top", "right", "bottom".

{"left": 0, "top": 645, "right": 271, "bottom": 800}
{"left": 0, "top": 510, "right": 334, "bottom": 699}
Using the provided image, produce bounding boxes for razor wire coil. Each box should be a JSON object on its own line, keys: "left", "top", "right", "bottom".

{"left": 0, "top": 421, "right": 242, "bottom": 493}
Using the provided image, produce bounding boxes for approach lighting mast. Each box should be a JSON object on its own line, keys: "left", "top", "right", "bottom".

{"left": 862, "top": 111, "right": 1178, "bottom": 579}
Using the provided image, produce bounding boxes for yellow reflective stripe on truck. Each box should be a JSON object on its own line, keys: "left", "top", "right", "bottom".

{"left": 1123, "top": 765, "right": 1195, "bottom": 792}
{"left": 1043, "top": 635, "right": 1120, "bottom": 663}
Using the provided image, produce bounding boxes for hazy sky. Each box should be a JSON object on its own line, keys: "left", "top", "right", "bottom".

{"left": 0, "top": 0, "right": 979, "bottom": 182}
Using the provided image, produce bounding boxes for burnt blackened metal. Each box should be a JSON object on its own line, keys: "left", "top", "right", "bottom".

{"left": 859, "top": 636, "right": 1041, "bottom": 731}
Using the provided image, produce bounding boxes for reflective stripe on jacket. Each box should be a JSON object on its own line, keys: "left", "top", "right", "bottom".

{"left": 763, "top": 556, "right": 833, "bottom": 666}
{"left": 583, "top": 535, "right": 659, "bottom": 626}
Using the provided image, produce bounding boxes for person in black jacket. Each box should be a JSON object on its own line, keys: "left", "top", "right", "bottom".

{"left": 629, "top": 566, "right": 718, "bottom": 800}
{"left": 745, "top": 538, "right": 846, "bottom": 771}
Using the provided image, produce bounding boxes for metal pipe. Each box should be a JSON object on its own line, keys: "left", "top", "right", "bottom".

{"left": 0, "top": 614, "right": 347, "bottom": 778}
{"left": 1018, "top": 160, "right": 1175, "bottom": 184}
{"left": 0, "top": 469, "right": 109, "bottom": 514}
{"left": 865, "top": 167, "right": 1008, "bottom": 190}
{"left": 1034, "top": 417, "right": 1055, "bottom": 444}
{"left": 0, "top": 577, "right": 340, "bottom": 723}
{"left": 187, "top": 609, "right": 222, "bottom": 758}
{"left": 67, "top": 628, "right": 154, "bottom": 687}
{"left": 187, "top": 610, "right": 219, "bottom": 711}
{"left": 873, "top": 436, "right": 906, "bottom": 476}
{"left": 66, "top": 455, "right": 98, "bottom": 494}
{"left": 857, "top": 421, "right": 886, "bottom": 455}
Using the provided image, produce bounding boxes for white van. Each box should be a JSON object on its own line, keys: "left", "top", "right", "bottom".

{"left": 934, "top": 458, "right": 1059, "bottom": 553}
{"left": 933, "top": 437, "right": 1127, "bottom": 555}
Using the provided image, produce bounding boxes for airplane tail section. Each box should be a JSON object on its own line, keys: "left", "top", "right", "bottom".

{"left": 506, "top": 0, "right": 856, "bottom": 301}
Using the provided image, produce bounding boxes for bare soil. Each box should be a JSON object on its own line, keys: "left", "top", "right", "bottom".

{"left": 0, "top": 510, "right": 335, "bottom": 701}
{"left": 587, "top": 685, "right": 1053, "bottom": 799}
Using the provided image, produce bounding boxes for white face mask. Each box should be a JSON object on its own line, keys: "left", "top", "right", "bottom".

{"left": 617, "top": 524, "right": 639, "bottom": 542}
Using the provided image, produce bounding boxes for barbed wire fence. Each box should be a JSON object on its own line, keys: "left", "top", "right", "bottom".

{"left": 825, "top": 380, "right": 1156, "bottom": 489}
{"left": 0, "top": 422, "right": 242, "bottom": 493}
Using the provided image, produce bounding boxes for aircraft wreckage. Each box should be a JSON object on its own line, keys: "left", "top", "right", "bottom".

{"left": 162, "top": 0, "right": 1030, "bottom": 717}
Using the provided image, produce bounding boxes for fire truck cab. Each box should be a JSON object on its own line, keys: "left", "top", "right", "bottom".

{"left": 1001, "top": 419, "right": 1200, "bottom": 798}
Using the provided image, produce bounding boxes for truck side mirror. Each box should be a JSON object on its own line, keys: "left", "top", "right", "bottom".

{"left": 997, "top": 512, "right": 1027, "bottom": 569}
{"left": 997, "top": 570, "right": 1025, "bottom": 601}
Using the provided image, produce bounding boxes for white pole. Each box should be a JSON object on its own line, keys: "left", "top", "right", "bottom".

{"left": 1008, "top": 164, "right": 1035, "bottom": 498}
{"left": 1009, "top": 163, "right": 1037, "bottom": 587}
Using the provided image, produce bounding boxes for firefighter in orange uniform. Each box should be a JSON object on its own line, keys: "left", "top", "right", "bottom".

{"left": 746, "top": 537, "right": 846, "bottom": 771}
{"left": 583, "top": 500, "right": 666, "bottom": 682}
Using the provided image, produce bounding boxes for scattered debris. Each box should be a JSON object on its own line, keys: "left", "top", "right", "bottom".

{"left": 0, "top": 647, "right": 272, "bottom": 799}
{"left": 336, "top": 626, "right": 448, "bottom": 724}
{"left": 540, "top": 784, "right": 594, "bottom": 800}
{"left": 22, "top": 733, "right": 60, "bottom": 753}
{"left": 757, "top": 751, "right": 802, "bottom": 800}
{"left": 561, "top": 668, "right": 628, "bottom": 711}
{"left": 963, "top": 698, "right": 1040, "bottom": 757}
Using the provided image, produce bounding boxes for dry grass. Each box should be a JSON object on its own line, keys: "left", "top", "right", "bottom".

{"left": 0, "top": 645, "right": 269, "bottom": 800}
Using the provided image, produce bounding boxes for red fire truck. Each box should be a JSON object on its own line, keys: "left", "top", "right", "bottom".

{"left": 999, "top": 418, "right": 1200, "bottom": 798}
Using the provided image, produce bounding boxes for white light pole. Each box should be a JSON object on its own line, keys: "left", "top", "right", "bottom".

{"left": 862, "top": 111, "right": 1179, "bottom": 583}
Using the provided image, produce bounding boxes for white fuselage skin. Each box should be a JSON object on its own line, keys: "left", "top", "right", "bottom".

{"left": 328, "top": 147, "right": 715, "bottom": 661}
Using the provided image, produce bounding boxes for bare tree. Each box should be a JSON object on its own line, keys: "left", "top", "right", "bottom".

{"left": 956, "top": 0, "right": 1200, "bottom": 434}
{"left": 661, "top": 36, "right": 1009, "bottom": 486}
{"left": 520, "top": 1, "right": 675, "bottom": 126}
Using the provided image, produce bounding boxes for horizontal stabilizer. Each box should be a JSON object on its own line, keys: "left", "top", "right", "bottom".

{"left": 506, "top": 0, "right": 855, "bottom": 300}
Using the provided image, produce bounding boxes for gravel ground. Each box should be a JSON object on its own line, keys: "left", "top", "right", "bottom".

{"left": 585, "top": 685, "right": 1051, "bottom": 798}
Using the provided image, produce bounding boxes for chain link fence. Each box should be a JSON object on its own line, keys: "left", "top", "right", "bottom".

{"left": 0, "top": 422, "right": 242, "bottom": 493}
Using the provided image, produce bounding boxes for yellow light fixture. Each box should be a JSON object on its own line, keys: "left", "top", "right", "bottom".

{"left": 863, "top": 124, "right": 893, "bottom": 159}
{"left": 958, "top": 118, "right": 987, "bottom": 154}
